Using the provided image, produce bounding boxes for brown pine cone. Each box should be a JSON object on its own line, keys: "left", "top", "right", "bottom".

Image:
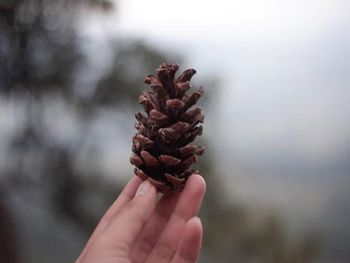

{"left": 130, "top": 63, "right": 205, "bottom": 193}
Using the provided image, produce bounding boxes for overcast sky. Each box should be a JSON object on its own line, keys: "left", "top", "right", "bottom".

{"left": 116, "top": 0, "right": 350, "bottom": 165}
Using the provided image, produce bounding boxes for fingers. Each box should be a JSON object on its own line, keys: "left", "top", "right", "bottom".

{"left": 94, "top": 175, "right": 144, "bottom": 232}
{"left": 78, "top": 174, "right": 206, "bottom": 263}
{"left": 103, "top": 179, "right": 157, "bottom": 254}
{"left": 76, "top": 175, "right": 143, "bottom": 263}
{"left": 130, "top": 191, "right": 181, "bottom": 262}
{"left": 171, "top": 217, "right": 203, "bottom": 263}
{"left": 145, "top": 174, "right": 206, "bottom": 263}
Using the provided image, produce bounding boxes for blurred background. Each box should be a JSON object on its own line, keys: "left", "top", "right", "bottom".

{"left": 0, "top": 0, "right": 349, "bottom": 262}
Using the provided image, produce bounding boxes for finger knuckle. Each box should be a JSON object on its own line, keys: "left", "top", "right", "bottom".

{"left": 128, "top": 201, "right": 148, "bottom": 225}
{"left": 138, "top": 237, "right": 154, "bottom": 254}
{"left": 155, "top": 242, "right": 175, "bottom": 261}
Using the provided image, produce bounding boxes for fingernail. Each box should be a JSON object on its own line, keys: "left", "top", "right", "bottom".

{"left": 136, "top": 180, "right": 152, "bottom": 196}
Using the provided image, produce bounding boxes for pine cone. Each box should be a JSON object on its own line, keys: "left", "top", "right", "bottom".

{"left": 130, "top": 63, "right": 205, "bottom": 193}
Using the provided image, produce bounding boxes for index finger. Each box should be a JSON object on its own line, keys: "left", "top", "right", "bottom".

{"left": 76, "top": 175, "right": 143, "bottom": 263}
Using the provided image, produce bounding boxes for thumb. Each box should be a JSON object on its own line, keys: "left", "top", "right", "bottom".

{"left": 104, "top": 179, "right": 157, "bottom": 251}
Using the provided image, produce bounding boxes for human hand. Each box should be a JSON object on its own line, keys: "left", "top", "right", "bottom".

{"left": 76, "top": 173, "right": 206, "bottom": 263}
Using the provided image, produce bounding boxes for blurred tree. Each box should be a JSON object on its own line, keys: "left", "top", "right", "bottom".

{"left": 0, "top": 0, "right": 172, "bottom": 219}
{"left": 0, "top": 0, "right": 319, "bottom": 262}
{"left": 0, "top": 201, "right": 18, "bottom": 263}
{"left": 0, "top": 0, "right": 176, "bottom": 260}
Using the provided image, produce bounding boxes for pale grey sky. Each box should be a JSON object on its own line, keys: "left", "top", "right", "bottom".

{"left": 116, "top": 0, "right": 350, "bottom": 163}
